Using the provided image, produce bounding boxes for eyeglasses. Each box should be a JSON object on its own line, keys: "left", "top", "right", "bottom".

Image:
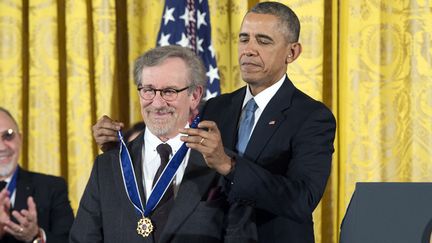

{"left": 1, "top": 129, "right": 16, "bottom": 142}
{"left": 137, "top": 86, "right": 190, "bottom": 101}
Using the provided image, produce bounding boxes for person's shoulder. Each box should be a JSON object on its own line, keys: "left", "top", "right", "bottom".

{"left": 285, "top": 82, "right": 335, "bottom": 124}
{"left": 94, "top": 138, "right": 140, "bottom": 167}
{"left": 21, "top": 169, "right": 67, "bottom": 186}
{"left": 206, "top": 86, "right": 245, "bottom": 105}
{"left": 98, "top": 146, "right": 120, "bottom": 159}
{"left": 291, "top": 85, "right": 332, "bottom": 113}
{"left": 90, "top": 148, "right": 120, "bottom": 173}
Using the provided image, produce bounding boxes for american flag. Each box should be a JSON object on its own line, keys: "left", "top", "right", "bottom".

{"left": 156, "top": 0, "right": 220, "bottom": 99}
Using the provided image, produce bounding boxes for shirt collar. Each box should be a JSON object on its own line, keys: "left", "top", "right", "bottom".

{"left": 243, "top": 74, "right": 286, "bottom": 110}
{"left": 143, "top": 123, "right": 189, "bottom": 153}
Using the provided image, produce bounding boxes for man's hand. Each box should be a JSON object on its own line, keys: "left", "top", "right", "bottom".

{"left": 92, "top": 115, "right": 124, "bottom": 152}
{"left": 0, "top": 188, "right": 11, "bottom": 239}
{"left": 3, "top": 197, "right": 40, "bottom": 242}
{"left": 180, "top": 121, "right": 233, "bottom": 175}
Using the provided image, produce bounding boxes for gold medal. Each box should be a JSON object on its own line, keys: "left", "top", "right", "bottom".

{"left": 137, "top": 217, "right": 153, "bottom": 237}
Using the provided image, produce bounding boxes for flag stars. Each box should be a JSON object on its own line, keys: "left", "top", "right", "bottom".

{"left": 196, "top": 37, "right": 204, "bottom": 53}
{"left": 177, "top": 33, "right": 191, "bottom": 48}
{"left": 197, "top": 10, "right": 207, "bottom": 29}
{"left": 158, "top": 33, "right": 171, "bottom": 46}
{"left": 157, "top": 1, "right": 220, "bottom": 95}
{"left": 208, "top": 44, "right": 215, "bottom": 58}
{"left": 163, "top": 7, "right": 175, "bottom": 25}
{"left": 179, "top": 7, "right": 193, "bottom": 27}
{"left": 206, "top": 65, "right": 219, "bottom": 84}
{"left": 205, "top": 89, "right": 219, "bottom": 100}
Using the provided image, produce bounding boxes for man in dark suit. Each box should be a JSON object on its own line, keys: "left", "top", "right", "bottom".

{"left": 0, "top": 107, "right": 74, "bottom": 243}
{"left": 180, "top": 2, "right": 336, "bottom": 243}
{"left": 92, "top": 2, "right": 335, "bottom": 242}
{"left": 71, "top": 46, "right": 256, "bottom": 243}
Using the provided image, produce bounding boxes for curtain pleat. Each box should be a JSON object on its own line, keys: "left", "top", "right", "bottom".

{"left": 65, "top": 0, "right": 97, "bottom": 211}
{"left": 27, "top": 0, "right": 61, "bottom": 175}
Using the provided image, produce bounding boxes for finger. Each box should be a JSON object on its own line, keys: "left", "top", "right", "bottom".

{"left": 185, "top": 141, "right": 214, "bottom": 154}
{"left": 179, "top": 133, "right": 205, "bottom": 145}
{"left": 0, "top": 188, "right": 10, "bottom": 198}
{"left": 0, "top": 196, "right": 11, "bottom": 213}
{"left": 93, "top": 125, "right": 122, "bottom": 137}
{"left": 27, "top": 197, "right": 36, "bottom": 214}
{"left": 18, "top": 210, "right": 31, "bottom": 228}
{"left": 181, "top": 121, "right": 220, "bottom": 137}
{"left": 195, "top": 136, "right": 209, "bottom": 145}
{"left": 94, "top": 127, "right": 120, "bottom": 140}
{"left": 179, "top": 127, "right": 209, "bottom": 138}
{"left": 100, "top": 115, "right": 124, "bottom": 130}
{"left": 197, "top": 121, "right": 219, "bottom": 133}
{"left": 11, "top": 210, "right": 27, "bottom": 225}
{"left": 0, "top": 202, "right": 10, "bottom": 222}
{"left": 3, "top": 220, "right": 22, "bottom": 236}
{"left": 26, "top": 197, "right": 38, "bottom": 222}
{"left": 93, "top": 115, "right": 124, "bottom": 131}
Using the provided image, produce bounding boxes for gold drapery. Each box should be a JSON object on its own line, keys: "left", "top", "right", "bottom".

{"left": 0, "top": 1, "right": 431, "bottom": 242}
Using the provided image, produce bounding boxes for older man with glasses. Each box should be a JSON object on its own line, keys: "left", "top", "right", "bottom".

{"left": 71, "top": 45, "right": 256, "bottom": 243}
{"left": 0, "top": 107, "right": 74, "bottom": 243}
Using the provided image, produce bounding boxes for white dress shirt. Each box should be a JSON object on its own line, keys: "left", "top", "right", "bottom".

{"left": 240, "top": 74, "right": 286, "bottom": 137}
{"left": 142, "top": 125, "right": 190, "bottom": 201}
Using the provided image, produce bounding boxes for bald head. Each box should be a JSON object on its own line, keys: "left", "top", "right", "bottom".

{"left": 0, "top": 107, "right": 19, "bottom": 132}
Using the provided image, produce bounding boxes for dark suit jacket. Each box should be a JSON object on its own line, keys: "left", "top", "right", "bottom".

{"left": 201, "top": 77, "right": 336, "bottom": 243}
{"left": 70, "top": 132, "right": 257, "bottom": 243}
{"left": 1, "top": 167, "right": 74, "bottom": 243}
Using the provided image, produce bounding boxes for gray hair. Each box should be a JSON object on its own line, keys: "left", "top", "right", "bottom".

{"left": 249, "top": 1, "right": 300, "bottom": 43}
{"left": 133, "top": 45, "right": 207, "bottom": 93}
{"left": 0, "top": 107, "right": 19, "bottom": 132}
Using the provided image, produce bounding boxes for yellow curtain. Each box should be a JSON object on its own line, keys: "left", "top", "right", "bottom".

{"left": 0, "top": 1, "right": 431, "bottom": 243}
{"left": 338, "top": 0, "right": 432, "bottom": 239}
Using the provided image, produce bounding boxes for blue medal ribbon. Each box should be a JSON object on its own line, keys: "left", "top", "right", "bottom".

{"left": 118, "top": 116, "right": 201, "bottom": 218}
{"left": 119, "top": 132, "right": 145, "bottom": 216}
{"left": 6, "top": 166, "right": 19, "bottom": 195}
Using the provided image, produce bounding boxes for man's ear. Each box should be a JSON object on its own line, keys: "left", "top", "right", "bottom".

{"left": 189, "top": 86, "right": 203, "bottom": 123}
{"left": 286, "top": 42, "right": 302, "bottom": 64}
{"left": 190, "top": 85, "right": 204, "bottom": 111}
{"left": 17, "top": 131, "right": 23, "bottom": 145}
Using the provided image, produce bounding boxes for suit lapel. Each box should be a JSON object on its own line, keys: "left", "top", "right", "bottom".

{"left": 244, "top": 78, "right": 295, "bottom": 162}
{"left": 111, "top": 132, "right": 161, "bottom": 242}
{"left": 113, "top": 132, "right": 147, "bottom": 223}
{"left": 159, "top": 150, "right": 217, "bottom": 243}
{"left": 222, "top": 88, "right": 246, "bottom": 150}
{"left": 13, "top": 168, "right": 34, "bottom": 211}
{"left": 128, "top": 132, "right": 146, "bottom": 204}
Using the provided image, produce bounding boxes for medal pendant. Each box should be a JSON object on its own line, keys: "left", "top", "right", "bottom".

{"left": 137, "top": 217, "right": 153, "bottom": 237}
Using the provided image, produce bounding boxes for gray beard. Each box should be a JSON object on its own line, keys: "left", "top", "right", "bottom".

{"left": 0, "top": 162, "right": 17, "bottom": 178}
{"left": 146, "top": 122, "right": 175, "bottom": 137}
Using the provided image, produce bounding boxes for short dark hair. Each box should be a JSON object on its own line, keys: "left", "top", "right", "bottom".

{"left": 0, "top": 107, "right": 19, "bottom": 131}
{"left": 249, "top": 1, "right": 300, "bottom": 43}
{"left": 133, "top": 45, "right": 207, "bottom": 94}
